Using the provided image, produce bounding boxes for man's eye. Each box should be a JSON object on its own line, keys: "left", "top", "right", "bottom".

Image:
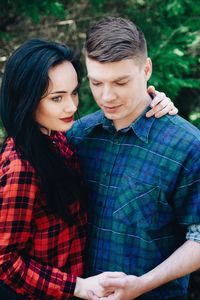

{"left": 115, "top": 82, "right": 128, "bottom": 86}
{"left": 52, "top": 96, "right": 62, "bottom": 102}
{"left": 91, "top": 82, "right": 102, "bottom": 86}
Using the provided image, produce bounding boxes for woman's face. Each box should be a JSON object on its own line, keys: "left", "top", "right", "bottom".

{"left": 35, "top": 61, "right": 79, "bottom": 134}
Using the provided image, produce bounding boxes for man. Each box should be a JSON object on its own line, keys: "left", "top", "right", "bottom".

{"left": 67, "top": 17, "right": 200, "bottom": 300}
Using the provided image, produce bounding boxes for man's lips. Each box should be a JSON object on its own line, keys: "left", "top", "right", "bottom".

{"left": 102, "top": 105, "right": 122, "bottom": 112}
{"left": 59, "top": 116, "right": 74, "bottom": 123}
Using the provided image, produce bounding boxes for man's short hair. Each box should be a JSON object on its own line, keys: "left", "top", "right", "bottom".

{"left": 85, "top": 16, "right": 147, "bottom": 64}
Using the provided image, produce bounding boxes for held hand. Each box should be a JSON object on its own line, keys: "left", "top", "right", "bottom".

{"left": 75, "top": 272, "right": 125, "bottom": 299}
{"left": 91, "top": 274, "right": 144, "bottom": 300}
{"left": 146, "top": 85, "right": 178, "bottom": 118}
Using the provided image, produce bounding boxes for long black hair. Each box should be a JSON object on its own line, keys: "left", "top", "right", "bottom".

{"left": 0, "top": 39, "right": 84, "bottom": 223}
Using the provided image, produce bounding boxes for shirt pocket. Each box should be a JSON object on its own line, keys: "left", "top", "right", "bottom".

{"left": 113, "top": 180, "right": 174, "bottom": 231}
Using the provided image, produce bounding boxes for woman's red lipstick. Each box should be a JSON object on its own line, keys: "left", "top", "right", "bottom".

{"left": 59, "top": 116, "right": 74, "bottom": 123}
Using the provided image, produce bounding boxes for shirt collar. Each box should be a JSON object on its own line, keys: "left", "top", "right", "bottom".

{"left": 83, "top": 107, "right": 155, "bottom": 143}
{"left": 130, "top": 107, "right": 155, "bottom": 143}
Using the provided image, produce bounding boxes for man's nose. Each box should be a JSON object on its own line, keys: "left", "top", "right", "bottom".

{"left": 102, "top": 86, "right": 116, "bottom": 102}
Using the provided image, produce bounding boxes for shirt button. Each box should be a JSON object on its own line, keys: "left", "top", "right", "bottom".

{"left": 104, "top": 172, "right": 109, "bottom": 176}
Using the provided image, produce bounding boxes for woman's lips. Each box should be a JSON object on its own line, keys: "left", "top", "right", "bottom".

{"left": 59, "top": 116, "right": 74, "bottom": 123}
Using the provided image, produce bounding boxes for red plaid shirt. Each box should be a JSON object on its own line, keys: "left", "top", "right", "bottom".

{"left": 0, "top": 132, "right": 87, "bottom": 299}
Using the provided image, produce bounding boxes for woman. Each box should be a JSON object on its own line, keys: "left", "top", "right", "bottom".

{"left": 0, "top": 38, "right": 117, "bottom": 300}
{"left": 0, "top": 39, "right": 176, "bottom": 299}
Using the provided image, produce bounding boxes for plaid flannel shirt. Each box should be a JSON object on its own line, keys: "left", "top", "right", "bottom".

{"left": 67, "top": 109, "right": 200, "bottom": 299}
{"left": 0, "top": 132, "right": 87, "bottom": 299}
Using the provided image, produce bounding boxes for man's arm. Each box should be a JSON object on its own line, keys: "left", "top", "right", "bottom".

{"left": 91, "top": 240, "right": 200, "bottom": 300}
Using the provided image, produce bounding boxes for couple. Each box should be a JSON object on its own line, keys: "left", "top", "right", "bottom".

{"left": 0, "top": 17, "right": 200, "bottom": 300}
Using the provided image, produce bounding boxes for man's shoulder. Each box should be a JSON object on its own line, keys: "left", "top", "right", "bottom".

{"left": 79, "top": 109, "right": 104, "bottom": 127}
{"left": 148, "top": 114, "right": 200, "bottom": 174}
{"left": 155, "top": 114, "right": 200, "bottom": 143}
{"left": 68, "top": 110, "right": 103, "bottom": 138}
{"left": 168, "top": 115, "right": 199, "bottom": 136}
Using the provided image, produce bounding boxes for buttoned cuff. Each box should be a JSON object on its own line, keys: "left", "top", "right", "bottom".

{"left": 186, "top": 224, "right": 200, "bottom": 243}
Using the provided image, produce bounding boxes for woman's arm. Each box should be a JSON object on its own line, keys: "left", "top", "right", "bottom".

{"left": 0, "top": 156, "right": 77, "bottom": 299}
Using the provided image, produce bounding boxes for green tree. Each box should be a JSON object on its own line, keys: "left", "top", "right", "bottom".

{"left": 0, "top": 0, "right": 65, "bottom": 31}
{"left": 88, "top": 0, "right": 200, "bottom": 124}
{"left": 0, "top": 0, "right": 199, "bottom": 127}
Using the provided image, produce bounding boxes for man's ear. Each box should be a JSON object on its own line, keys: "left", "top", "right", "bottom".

{"left": 144, "top": 58, "right": 152, "bottom": 81}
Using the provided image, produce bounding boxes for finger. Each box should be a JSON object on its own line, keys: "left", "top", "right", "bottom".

{"left": 147, "top": 102, "right": 178, "bottom": 118}
{"left": 147, "top": 85, "right": 155, "bottom": 94}
{"left": 153, "top": 98, "right": 170, "bottom": 113}
{"left": 100, "top": 291, "right": 117, "bottom": 300}
{"left": 87, "top": 290, "right": 100, "bottom": 300}
{"left": 99, "top": 278, "right": 124, "bottom": 288}
{"left": 100, "top": 295, "right": 115, "bottom": 300}
{"left": 146, "top": 108, "right": 155, "bottom": 118}
{"left": 155, "top": 107, "right": 169, "bottom": 118}
{"left": 146, "top": 99, "right": 169, "bottom": 118}
{"left": 150, "top": 92, "right": 167, "bottom": 107}
{"left": 154, "top": 98, "right": 177, "bottom": 115}
{"left": 146, "top": 97, "right": 170, "bottom": 117}
{"left": 169, "top": 106, "right": 178, "bottom": 115}
{"left": 103, "top": 272, "right": 126, "bottom": 278}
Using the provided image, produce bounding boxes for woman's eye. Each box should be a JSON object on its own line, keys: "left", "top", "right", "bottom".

{"left": 52, "top": 96, "right": 62, "bottom": 102}
{"left": 72, "top": 89, "right": 79, "bottom": 96}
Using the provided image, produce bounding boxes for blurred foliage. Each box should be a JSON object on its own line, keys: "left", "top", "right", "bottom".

{"left": 0, "top": 0, "right": 65, "bottom": 26}
{"left": 0, "top": 0, "right": 199, "bottom": 126}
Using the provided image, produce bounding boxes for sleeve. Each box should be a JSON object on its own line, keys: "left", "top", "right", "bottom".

{"left": 0, "top": 157, "right": 76, "bottom": 299}
{"left": 172, "top": 149, "right": 200, "bottom": 226}
{"left": 186, "top": 224, "right": 200, "bottom": 243}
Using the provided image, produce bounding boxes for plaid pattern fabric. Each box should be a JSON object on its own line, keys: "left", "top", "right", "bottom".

{"left": 0, "top": 132, "right": 87, "bottom": 299}
{"left": 67, "top": 109, "right": 200, "bottom": 299}
{"left": 186, "top": 224, "right": 200, "bottom": 242}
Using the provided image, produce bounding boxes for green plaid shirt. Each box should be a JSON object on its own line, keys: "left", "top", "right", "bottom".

{"left": 67, "top": 109, "right": 200, "bottom": 299}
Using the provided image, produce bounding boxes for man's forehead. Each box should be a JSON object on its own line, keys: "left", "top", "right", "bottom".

{"left": 87, "top": 74, "right": 132, "bottom": 82}
{"left": 85, "top": 56, "right": 142, "bottom": 75}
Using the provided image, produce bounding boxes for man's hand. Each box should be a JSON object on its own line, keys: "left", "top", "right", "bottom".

{"left": 88, "top": 240, "right": 200, "bottom": 300}
{"left": 87, "top": 274, "right": 144, "bottom": 300}
{"left": 146, "top": 85, "right": 178, "bottom": 118}
{"left": 74, "top": 272, "right": 125, "bottom": 299}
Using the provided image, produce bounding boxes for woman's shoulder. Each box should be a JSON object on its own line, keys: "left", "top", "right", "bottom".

{"left": 0, "top": 137, "right": 36, "bottom": 176}
{"left": 0, "top": 137, "right": 40, "bottom": 207}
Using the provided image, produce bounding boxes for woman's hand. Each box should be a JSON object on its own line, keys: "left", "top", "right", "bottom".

{"left": 74, "top": 272, "right": 125, "bottom": 299}
{"left": 146, "top": 85, "right": 178, "bottom": 118}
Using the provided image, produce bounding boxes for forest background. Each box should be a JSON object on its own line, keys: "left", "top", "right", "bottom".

{"left": 0, "top": 0, "right": 200, "bottom": 299}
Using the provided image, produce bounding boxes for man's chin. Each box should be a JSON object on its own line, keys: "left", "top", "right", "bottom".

{"left": 103, "top": 112, "right": 118, "bottom": 120}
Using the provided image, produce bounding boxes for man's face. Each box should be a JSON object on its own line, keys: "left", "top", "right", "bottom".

{"left": 86, "top": 56, "right": 152, "bottom": 130}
